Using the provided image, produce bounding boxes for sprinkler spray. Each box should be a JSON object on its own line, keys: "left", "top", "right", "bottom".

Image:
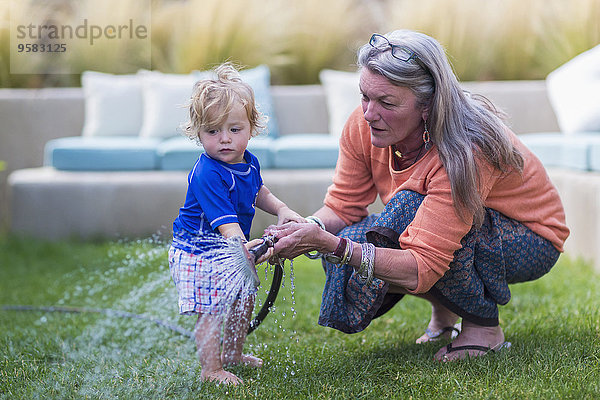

{"left": 201, "top": 234, "right": 277, "bottom": 288}
{"left": 2, "top": 233, "right": 283, "bottom": 338}
{"left": 200, "top": 234, "right": 283, "bottom": 334}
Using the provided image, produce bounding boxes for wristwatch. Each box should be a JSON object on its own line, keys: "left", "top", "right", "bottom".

{"left": 324, "top": 238, "right": 348, "bottom": 264}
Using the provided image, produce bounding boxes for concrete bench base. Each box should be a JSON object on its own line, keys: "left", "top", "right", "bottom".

{"left": 7, "top": 167, "right": 339, "bottom": 240}
{"left": 8, "top": 167, "right": 596, "bottom": 273}
{"left": 545, "top": 168, "right": 600, "bottom": 273}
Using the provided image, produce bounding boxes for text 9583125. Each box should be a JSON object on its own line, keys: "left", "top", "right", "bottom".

{"left": 17, "top": 43, "right": 67, "bottom": 53}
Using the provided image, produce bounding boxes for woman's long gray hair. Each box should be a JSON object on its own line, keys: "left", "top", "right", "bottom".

{"left": 357, "top": 30, "right": 523, "bottom": 226}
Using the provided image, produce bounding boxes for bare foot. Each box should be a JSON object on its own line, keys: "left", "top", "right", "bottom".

{"left": 434, "top": 319, "right": 506, "bottom": 361}
{"left": 201, "top": 368, "right": 243, "bottom": 386}
{"left": 416, "top": 302, "right": 460, "bottom": 344}
{"left": 222, "top": 353, "right": 263, "bottom": 368}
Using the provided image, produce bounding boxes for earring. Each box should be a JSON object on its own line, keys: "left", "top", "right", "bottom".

{"left": 423, "top": 121, "right": 431, "bottom": 148}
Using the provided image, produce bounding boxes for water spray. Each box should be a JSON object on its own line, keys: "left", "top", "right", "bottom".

{"left": 1, "top": 304, "right": 197, "bottom": 339}
{"left": 1, "top": 234, "right": 285, "bottom": 338}
{"left": 201, "top": 234, "right": 283, "bottom": 334}
{"left": 201, "top": 234, "right": 278, "bottom": 289}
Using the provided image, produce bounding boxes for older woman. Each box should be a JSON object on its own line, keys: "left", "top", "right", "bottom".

{"left": 267, "top": 30, "right": 569, "bottom": 361}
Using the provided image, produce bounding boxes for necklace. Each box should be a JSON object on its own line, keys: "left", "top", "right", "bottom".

{"left": 392, "top": 143, "right": 426, "bottom": 169}
{"left": 393, "top": 143, "right": 423, "bottom": 159}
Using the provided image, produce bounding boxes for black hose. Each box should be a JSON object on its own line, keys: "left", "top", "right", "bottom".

{"left": 246, "top": 235, "right": 283, "bottom": 334}
{"left": 247, "top": 261, "right": 284, "bottom": 334}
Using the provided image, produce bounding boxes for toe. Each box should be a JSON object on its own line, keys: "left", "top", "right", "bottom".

{"left": 241, "top": 354, "right": 263, "bottom": 368}
{"left": 434, "top": 344, "right": 450, "bottom": 361}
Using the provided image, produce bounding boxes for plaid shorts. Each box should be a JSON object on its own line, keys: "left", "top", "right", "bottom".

{"left": 168, "top": 245, "right": 256, "bottom": 315}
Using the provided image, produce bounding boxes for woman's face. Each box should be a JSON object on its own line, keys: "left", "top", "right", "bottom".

{"left": 359, "top": 68, "right": 426, "bottom": 150}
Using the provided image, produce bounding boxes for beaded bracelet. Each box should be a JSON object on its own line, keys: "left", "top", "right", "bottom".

{"left": 356, "top": 243, "right": 368, "bottom": 276}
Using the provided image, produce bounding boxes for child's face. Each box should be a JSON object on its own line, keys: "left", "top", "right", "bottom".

{"left": 199, "top": 102, "right": 251, "bottom": 164}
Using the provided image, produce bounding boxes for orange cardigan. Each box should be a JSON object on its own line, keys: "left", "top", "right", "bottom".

{"left": 324, "top": 108, "right": 570, "bottom": 294}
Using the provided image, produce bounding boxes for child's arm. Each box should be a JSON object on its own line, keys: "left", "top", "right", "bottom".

{"left": 256, "top": 185, "right": 304, "bottom": 225}
{"left": 217, "top": 223, "right": 246, "bottom": 239}
{"left": 218, "top": 222, "right": 273, "bottom": 263}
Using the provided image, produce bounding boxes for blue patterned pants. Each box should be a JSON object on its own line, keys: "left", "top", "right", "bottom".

{"left": 318, "top": 190, "right": 560, "bottom": 333}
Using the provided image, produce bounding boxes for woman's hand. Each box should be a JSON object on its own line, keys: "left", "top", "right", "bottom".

{"left": 266, "top": 221, "right": 334, "bottom": 260}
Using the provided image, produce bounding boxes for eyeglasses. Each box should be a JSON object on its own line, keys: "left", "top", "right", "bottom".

{"left": 369, "top": 33, "right": 419, "bottom": 63}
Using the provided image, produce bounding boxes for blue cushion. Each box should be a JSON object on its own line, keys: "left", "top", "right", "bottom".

{"left": 45, "top": 136, "right": 160, "bottom": 171}
{"left": 519, "top": 132, "right": 565, "bottom": 168}
{"left": 562, "top": 139, "right": 591, "bottom": 171}
{"left": 247, "top": 136, "right": 274, "bottom": 168}
{"left": 157, "top": 136, "right": 204, "bottom": 170}
{"left": 157, "top": 135, "right": 274, "bottom": 170}
{"left": 563, "top": 133, "right": 600, "bottom": 170}
{"left": 271, "top": 134, "right": 339, "bottom": 169}
{"left": 520, "top": 132, "right": 600, "bottom": 171}
{"left": 581, "top": 134, "right": 600, "bottom": 171}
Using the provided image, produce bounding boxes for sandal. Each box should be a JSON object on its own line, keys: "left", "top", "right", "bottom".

{"left": 416, "top": 323, "right": 461, "bottom": 344}
{"left": 440, "top": 341, "right": 512, "bottom": 362}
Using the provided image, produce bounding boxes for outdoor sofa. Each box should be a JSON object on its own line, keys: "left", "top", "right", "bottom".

{"left": 2, "top": 58, "right": 600, "bottom": 272}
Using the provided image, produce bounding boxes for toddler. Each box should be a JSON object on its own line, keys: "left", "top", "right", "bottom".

{"left": 168, "top": 63, "right": 303, "bottom": 386}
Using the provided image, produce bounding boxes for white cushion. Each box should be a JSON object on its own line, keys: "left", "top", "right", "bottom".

{"left": 138, "top": 70, "right": 205, "bottom": 138}
{"left": 237, "top": 65, "right": 279, "bottom": 137}
{"left": 546, "top": 44, "right": 600, "bottom": 134}
{"left": 319, "top": 69, "right": 361, "bottom": 137}
{"left": 138, "top": 65, "right": 278, "bottom": 139}
{"left": 81, "top": 71, "right": 143, "bottom": 137}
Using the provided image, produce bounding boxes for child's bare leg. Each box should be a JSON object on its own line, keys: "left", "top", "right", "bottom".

{"left": 195, "top": 313, "right": 243, "bottom": 385}
{"left": 222, "top": 295, "right": 263, "bottom": 368}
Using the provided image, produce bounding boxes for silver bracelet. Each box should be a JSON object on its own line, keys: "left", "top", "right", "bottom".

{"left": 356, "top": 243, "right": 368, "bottom": 275}
{"left": 340, "top": 240, "right": 353, "bottom": 265}
{"left": 304, "top": 215, "right": 325, "bottom": 259}
{"left": 358, "top": 243, "right": 375, "bottom": 285}
{"left": 305, "top": 215, "right": 326, "bottom": 230}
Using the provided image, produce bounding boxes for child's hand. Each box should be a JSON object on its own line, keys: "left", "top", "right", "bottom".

{"left": 276, "top": 206, "right": 304, "bottom": 226}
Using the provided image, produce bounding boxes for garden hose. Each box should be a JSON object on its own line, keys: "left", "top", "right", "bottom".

{"left": 248, "top": 260, "right": 284, "bottom": 334}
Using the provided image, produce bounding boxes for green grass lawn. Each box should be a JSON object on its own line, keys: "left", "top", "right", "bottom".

{"left": 1, "top": 235, "right": 599, "bottom": 399}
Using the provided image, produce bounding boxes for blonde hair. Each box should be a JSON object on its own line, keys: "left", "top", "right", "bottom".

{"left": 183, "top": 63, "right": 267, "bottom": 143}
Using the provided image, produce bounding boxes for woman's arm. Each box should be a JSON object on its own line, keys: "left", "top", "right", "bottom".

{"left": 312, "top": 205, "right": 349, "bottom": 235}
{"left": 349, "top": 243, "right": 418, "bottom": 291}
{"left": 269, "top": 221, "right": 418, "bottom": 291}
